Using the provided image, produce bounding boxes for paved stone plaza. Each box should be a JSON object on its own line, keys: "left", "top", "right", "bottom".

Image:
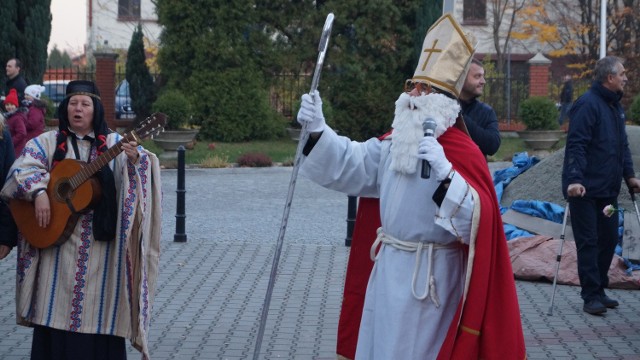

{"left": 1, "top": 166, "right": 639, "bottom": 359}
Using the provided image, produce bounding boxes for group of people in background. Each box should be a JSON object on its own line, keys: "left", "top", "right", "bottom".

{"left": 2, "top": 58, "right": 47, "bottom": 156}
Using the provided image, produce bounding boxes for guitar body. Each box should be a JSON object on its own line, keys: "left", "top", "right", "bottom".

{"left": 8, "top": 112, "right": 166, "bottom": 249}
{"left": 9, "top": 159, "right": 102, "bottom": 249}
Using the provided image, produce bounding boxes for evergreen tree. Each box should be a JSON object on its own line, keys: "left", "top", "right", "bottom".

{"left": 317, "top": 0, "right": 423, "bottom": 140}
{"left": 156, "top": 0, "right": 440, "bottom": 141}
{"left": 16, "top": 0, "right": 52, "bottom": 84}
{"left": 413, "top": 1, "right": 442, "bottom": 68}
{"left": 261, "top": 0, "right": 439, "bottom": 140}
{"left": 126, "top": 24, "right": 156, "bottom": 121}
{"left": 0, "top": 0, "right": 19, "bottom": 93}
{"left": 48, "top": 46, "right": 62, "bottom": 67}
{"left": 61, "top": 50, "right": 72, "bottom": 67}
{"left": 157, "top": 0, "right": 282, "bottom": 141}
{"left": 47, "top": 46, "right": 72, "bottom": 68}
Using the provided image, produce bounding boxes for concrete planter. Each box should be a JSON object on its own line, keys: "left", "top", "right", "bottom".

{"left": 153, "top": 129, "right": 199, "bottom": 159}
{"left": 517, "top": 130, "right": 565, "bottom": 150}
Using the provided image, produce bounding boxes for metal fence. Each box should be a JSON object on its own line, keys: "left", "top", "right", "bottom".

{"left": 44, "top": 66, "right": 589, "bottom": 127}
{"left": 267, "top": 72, "right": 593, "bottom": 126}
{"left": 42, "top": 66, "right": 147, "bottom": 120}
{"left": 268, "top": 73, "right": 311, "bottom": 123}
{"left": 481, "top": 73, "right": 529, "bottom": 124}
{"left": 268, "top": 72, "right": 534, "bottom": 124}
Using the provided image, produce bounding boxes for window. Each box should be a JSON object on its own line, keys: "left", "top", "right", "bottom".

{"left": 463, "top": 0, "right": 487, "bottom": 25}
{"left": 118, "top": 0, "right": 141, "bottom": 20}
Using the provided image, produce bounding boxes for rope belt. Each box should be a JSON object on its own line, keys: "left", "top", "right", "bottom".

{"left": 370, "top": 227, "right": 460, "bottom": 305}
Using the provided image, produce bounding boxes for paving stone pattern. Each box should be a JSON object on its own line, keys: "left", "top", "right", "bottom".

{"left": 1, "top": 166, "right": 639, "bottom": 359}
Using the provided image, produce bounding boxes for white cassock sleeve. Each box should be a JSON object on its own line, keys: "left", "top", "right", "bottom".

{"left": 300, "top": 127, "right": 382, "bottom": 197}
{"left": 434, "top": 173, "right": 474, "bottom": 244}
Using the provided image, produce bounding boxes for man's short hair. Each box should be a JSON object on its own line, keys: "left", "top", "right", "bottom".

{"left": 7, "top": 58, "right": 22, "bottom": 69}
{"left": 593, "top": 56, "right": 623, "bottom": 83}
{"left": 471, "top": 58, "right": 483, "bottom": 67}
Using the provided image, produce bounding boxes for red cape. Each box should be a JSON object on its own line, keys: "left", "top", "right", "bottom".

{"left": 336, "top": 128, "right": 526, "bottom": 359}
{"left": 336, "top": 132, "right": 389, "bottom": 359}
{"left": 336, "top": 197, "right": 380, "bottom": 359}
{"left": 436, "top": 127, "right": 526, "bottom": 359}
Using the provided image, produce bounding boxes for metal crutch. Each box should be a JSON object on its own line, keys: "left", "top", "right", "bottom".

{"left": 629, "top": 187, "right": 640, "bottom": 229}
{"left": 548, "top": 202, "right": 570, "bottom": 315}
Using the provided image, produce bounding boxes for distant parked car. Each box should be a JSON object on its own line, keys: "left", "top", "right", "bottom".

{"left": 115, "top": 79, "right": 135, "bottom": 119}
{"left": 42, "top": 80, "right": 70, "bottom": 107}
{"left": 42, "top": 80, "right": 70, "bottom": 118}
{"left": 42, "top": 79, "right": 136, "bottom": 120}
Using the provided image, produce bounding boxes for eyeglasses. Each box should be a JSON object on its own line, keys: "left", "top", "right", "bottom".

{"left": 404, "top": 80, "right": 430, "bottom": 93}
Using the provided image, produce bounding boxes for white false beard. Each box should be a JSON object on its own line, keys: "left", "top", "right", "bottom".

{"left": 389, "top": 92, "right": 461, "bottom": 175}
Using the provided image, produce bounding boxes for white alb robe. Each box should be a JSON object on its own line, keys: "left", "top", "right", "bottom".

{"left": 300, "top": 127, "right": 476, "bottom": 360}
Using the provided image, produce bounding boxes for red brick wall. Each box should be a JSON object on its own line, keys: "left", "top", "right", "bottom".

{"left": 94, "top": 53, "right": 118, "bottom": 130}
{"left": 43, "top": 68, "right": 79, "bottom": 81}
{"left": 529, "top": 64, "right": 550, "bottom": 97}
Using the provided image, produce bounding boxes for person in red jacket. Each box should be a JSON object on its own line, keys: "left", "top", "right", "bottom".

{"left": 23, "top": 84, "right": 46, "bottom": 141}
{"left": 2, "top": 88, "right": 27, "bottom": 156}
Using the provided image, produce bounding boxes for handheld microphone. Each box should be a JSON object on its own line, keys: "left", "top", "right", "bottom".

{"left": 421, "top": 118, "right": 437, "bottom": 179}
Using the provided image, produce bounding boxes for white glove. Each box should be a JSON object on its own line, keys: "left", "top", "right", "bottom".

{"left": 297, "top": 90, "right": 326, "bottom": 132}
{"left": 417, "top": 136, "right": 453, "bottom": 181}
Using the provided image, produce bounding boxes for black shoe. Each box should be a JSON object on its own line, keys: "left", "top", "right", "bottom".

{"left": 583, "top": 299, "right": 607, "bottom": 315}
{"left": 601, "top": 295, "right": 619, "bottom": 308}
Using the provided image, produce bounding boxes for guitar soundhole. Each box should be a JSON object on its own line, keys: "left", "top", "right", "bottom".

{"left": 54, "top": 179, "right": 74, "bottom": 202}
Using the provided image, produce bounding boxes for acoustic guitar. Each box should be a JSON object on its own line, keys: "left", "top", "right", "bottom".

{"left": 9, "top": 113, "right": 167, "bottom": 249}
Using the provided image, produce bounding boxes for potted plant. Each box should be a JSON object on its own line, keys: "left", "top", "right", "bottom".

{"left": 517, "top": 96, "right": 564, "bottom": 150}
{"left": 151, "top": 89, "right": 198, "bottom": 156}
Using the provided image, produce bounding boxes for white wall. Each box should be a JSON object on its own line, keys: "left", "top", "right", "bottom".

{"left": 450, "top": 1, "right": 555, "bottom": 57}
{"left": 87, "top": 0, "right": 162, "bottom": 52}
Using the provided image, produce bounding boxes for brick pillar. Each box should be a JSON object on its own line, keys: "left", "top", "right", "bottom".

{"left": 94, "top": 52, "right": 118, "bottom": 130}
{"left": 527, "top": 51, "right": 552, "bottom": 97}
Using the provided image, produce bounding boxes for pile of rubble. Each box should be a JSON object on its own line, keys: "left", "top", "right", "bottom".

{"left": 501, "top": 125, "right": 640, "bottom": 213}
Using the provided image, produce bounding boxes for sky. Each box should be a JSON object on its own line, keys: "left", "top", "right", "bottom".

{"left": 48, "top": 0, "right": 87, "bottom": 55}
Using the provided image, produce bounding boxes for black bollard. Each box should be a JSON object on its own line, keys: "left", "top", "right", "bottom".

{"left": 345, "top": 195, "right": 357, "bottom": 246}
{"left": 174, "top": 145, "right": 187, "bottom": 242}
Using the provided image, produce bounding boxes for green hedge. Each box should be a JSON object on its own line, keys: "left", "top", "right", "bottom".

{"left": 152, "top": 89, "right": 193, "bottom": 130}
{"left": 518, "top": 96, "right": 559, "bottom": 130}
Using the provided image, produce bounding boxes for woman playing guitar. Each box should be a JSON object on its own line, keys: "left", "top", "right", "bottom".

{"left": 0, "top": 80, "right": 163, "bottom": 359}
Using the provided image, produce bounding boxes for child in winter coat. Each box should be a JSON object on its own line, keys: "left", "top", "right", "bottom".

{"left": 23, "top": 84, "right": 46, "bottom": 141}
{"left": 2, "top": 89, "right": 28, "bottom": 156}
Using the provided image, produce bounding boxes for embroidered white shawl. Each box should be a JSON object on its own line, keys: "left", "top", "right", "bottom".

{"left": 1, "top": 130, "right": 162, "bottom": 359}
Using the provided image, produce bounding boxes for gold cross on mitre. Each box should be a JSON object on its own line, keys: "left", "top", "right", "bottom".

{"left": 412, "top": 13, "right": 476, "bottom": 98}
{"left": 421, "top": 40, "right": 442, "bottom": 71}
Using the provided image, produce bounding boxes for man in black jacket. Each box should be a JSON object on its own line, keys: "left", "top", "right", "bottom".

{"left": 4, "top": 58, "right": 27, "bottom": 103}
{"left": 458, "top": 58, "right": 501, "bottom": 158}
{"left": 562, "top": 56, "right": 640, "bottom": 315}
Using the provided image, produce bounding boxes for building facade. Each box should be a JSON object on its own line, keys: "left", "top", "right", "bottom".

{"left": 86, "top": 0, "right": 162, "bottom": 54}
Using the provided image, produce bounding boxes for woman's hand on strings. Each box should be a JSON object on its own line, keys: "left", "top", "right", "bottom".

{"left": 122, "top": 141, "right": 140, "bottom": 164}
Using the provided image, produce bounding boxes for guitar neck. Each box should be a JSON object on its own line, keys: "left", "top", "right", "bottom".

{"left": 70, "top": 133, "right": 134, "bottom": 188}
{"left": 64, "top": 112, "right": 167, "bottom": 190}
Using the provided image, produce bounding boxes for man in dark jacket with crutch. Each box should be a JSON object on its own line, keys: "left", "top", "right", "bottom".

{"left": 562, "top": 56, "right": 640, "bottom": 315}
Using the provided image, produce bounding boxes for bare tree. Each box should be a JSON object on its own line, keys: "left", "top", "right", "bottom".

{"left": 490, "top": 0, "right": 527, "bottom": 73}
